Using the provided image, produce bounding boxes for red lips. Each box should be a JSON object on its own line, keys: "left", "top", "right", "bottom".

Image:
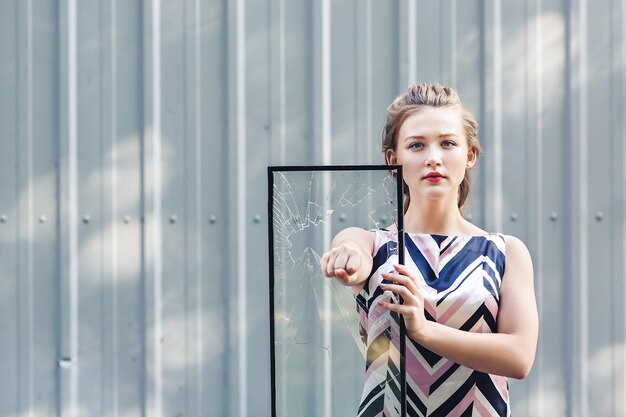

{"left": 423, "top": 172, "right": 445, "bottom": 182}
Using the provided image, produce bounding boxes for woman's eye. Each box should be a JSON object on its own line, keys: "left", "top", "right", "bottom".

{"left": 409, "top": 142, "right": 424, "bottom": 149}
{"left": 442, "top": 140, "right": 456, "bottom": 147}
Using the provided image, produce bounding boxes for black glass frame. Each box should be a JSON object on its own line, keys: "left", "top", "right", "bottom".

{"left": 267, "top": 165, "right": 407, "bottom": 417}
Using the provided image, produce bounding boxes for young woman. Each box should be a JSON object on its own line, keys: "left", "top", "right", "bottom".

{"left": 320, "top": 83, "right": 538, "bottom": 417}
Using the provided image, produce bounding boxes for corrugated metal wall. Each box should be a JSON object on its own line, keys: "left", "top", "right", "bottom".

{"left": 0, "top": 0, "right": 624, "bottom": 416}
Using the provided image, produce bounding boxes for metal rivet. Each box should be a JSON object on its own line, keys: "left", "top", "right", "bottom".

{"left": 39, "top": 215, "right": 47, "bottom": 223}
{"left": 0, "top": 214, "right": 7, "bottom": 223}
{"left": 339, "top": 213, "right": 347, "bottom": 222}
{"left": 123, "top": 216, "right": 131, "bottom": 224}
{"left": 380, "top": 214, "right": 389, "bottom": 222}
{"left": 550, "top": 212, "right": 558, "bottom": 221}
{"left": 209, "top": 215, "right": 217, "bottom": 224}
{"left": 510, "top": 213, "right": 519, "bottom": 222}
{"left": 83, "top": 215, "right": 91, "bottom": 224}
{"left": 595, "top": 211, "right": 604, "bottom": 221}
{"left": 170, "top": 215, "right": 178, "bottom": 224}
{"left": 58, "top": 358, "right": 73, "bottom": 368}
{"left": 253, "top": 214, "right": 262, "bottom": 223}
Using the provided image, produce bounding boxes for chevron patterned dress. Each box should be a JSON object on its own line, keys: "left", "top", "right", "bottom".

{"left": 355, "top": 230, "right": 509, "bottom": 417}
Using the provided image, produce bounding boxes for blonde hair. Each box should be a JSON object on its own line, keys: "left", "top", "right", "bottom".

{"left": 381, "top": 83, "right": 481, "bottom": 212}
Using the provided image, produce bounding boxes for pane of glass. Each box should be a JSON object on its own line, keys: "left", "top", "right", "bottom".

{"left": 269, "top": 167, "right": 404, "bottom": 417}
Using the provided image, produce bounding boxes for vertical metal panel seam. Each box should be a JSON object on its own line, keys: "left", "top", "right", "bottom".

{"left": 611, "top": 1, "right": 625, "bottom": 413}
{"left": 493, "top": 0, "right": 502, "bottom": 233}
{"left": 478, "top": 0, "right": 487, "bottom": 225}
{"left": 321, "top": 1, "right": 332, "bottom": 415}
{"left": 110, "top": 0, "right": 120, "bottom": 414}
{"left": 322, "top": 0, "right": 331, "bottom": 165}
{"left": 534, "top": 0, "right": 544, "bottom": 414}
{"left": 67, "top": 0, "right": 80, "bottom": 414}
{"left": 194, "top": 0, "right": 203, "bottom": 414}
{"left": 366, "top": 0, "right": 372, "bottom": 163}
{"left": 577, "top": 0, "right": 589, "bottom": 415}
{"left": 279, "top": 0, "right": 286, "bottom": 164}
{"left": 439, "top": 1, "right": 443, "bottom": 81}
{"left": 235, "top": 0, "right": 247, "bottom": 415}
{"left": 140, "top": 1, "right": 147, "bottom": 412}
{"left": 408, "top": 0, "right": 417, "bottom": 83}
{"left": 618, "top": 0, "right": 626, "bottom": 412}
{"left": 451, "top": 0, "right": 457, "bottom": 86}
{"left": 14, "top": 0, "right": 30, "bottom": 412}
{"left": 563, "top": 2, "right": 574, "bottom": 414}
{"left": 26, "top": 0, "right": 34, "bottom": 414}
{"left": 151, "top": 0, "right": 163, "bottom": 415}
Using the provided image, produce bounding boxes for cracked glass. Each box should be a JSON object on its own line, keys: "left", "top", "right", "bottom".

{"left": 268, "top": 166, "right": 405, "bottom": 417}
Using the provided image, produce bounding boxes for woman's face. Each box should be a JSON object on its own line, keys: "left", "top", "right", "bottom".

{"left": 387, "top": 106, "right": 475, "bottom": 204}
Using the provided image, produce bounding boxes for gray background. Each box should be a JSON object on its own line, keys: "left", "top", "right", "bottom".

{"left": 0, "top": 0, "right": 624, "bottom": 416}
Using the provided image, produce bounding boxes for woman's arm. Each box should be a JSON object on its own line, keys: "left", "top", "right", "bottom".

{"left": 379, "top": 235, "right": 538, "bottom": 379}
{"left": 320, "top": 227, "right": 376, "bottom": 289}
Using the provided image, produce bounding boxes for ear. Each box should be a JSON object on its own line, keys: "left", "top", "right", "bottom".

{"left": 386, "top": 149, "right": 397, "bottom": 165}
{"left": 466, "top": 148, "right": 477, "bottom": 169}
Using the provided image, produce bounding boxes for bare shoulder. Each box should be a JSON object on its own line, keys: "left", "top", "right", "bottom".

{"left": 502, "top": 235, "right": 531, "bottom": 258}
{"left": 501, "top": 235, "right": 534, "bottom": 279}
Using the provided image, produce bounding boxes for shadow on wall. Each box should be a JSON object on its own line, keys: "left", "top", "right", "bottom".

{"left": 0, "top": 128, "right": 230, "bottom": 415}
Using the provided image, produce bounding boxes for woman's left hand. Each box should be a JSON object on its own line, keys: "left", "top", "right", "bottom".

{"left": 378, "top": 264, "right": 428, "bottom": 339}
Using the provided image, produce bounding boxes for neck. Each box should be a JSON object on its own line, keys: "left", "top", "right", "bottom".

{"left": 403, "top": 194, "right": 467, "bottom": 235}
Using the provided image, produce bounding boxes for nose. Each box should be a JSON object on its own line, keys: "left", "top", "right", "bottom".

{"left": 425, "top": 146, "right": 442, "bottom": 167}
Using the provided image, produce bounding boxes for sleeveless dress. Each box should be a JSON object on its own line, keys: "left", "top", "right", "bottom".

{"left": 355, "top": 230, "right": 509, "bottom": 417}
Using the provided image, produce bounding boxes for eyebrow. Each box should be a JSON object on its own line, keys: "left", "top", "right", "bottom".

{"left": 403, "top": 133, "right": 460, "bottom": 142}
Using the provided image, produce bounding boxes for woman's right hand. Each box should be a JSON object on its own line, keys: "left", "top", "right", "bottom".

{"left": 319, "top": 227, "right": 375, "bottom": 288}
{"left": 320, "top": 240, "right": 366, "bottom": 285}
